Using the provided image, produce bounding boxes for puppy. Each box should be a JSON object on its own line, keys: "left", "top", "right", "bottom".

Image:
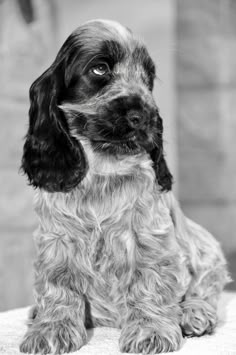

{"left": 20, "top": 19, "right": 229, "bottom": 354}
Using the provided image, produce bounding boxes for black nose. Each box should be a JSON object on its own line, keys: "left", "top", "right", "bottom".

{"left": 127, "top": 113, "right": 143, "bottom": 128}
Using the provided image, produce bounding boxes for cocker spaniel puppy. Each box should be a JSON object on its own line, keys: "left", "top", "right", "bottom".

{"left": 20, "top": 20, "right": 229, "bottom": 354}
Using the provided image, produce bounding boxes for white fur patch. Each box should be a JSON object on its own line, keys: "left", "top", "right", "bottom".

{"left": 77, "top": 137, "right": 155, "bottom": 179}
{"left": 96, "top": 19, "right": 130, "bottom": 42}
{"left": 85, "top": 19, "right": 131, "bottom": 45}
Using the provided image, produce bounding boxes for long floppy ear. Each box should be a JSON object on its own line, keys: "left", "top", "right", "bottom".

{"left": 150, "top": 113, "right": 173, "bottom": 191}
{"left": 21, "top": 63, "right": 87, "bottom": 192}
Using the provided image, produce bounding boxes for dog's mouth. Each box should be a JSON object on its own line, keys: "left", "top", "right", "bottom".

{"left": 92, "top": 131, "right": 136, "bottom": 144}
{"left": 91, "top": 131, "right": 155, "bottom": 155}
{"left": 91, "top": 136, "right": 142, "bottom": 155}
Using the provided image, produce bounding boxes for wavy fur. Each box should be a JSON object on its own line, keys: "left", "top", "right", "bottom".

{"left": 20, "top": 20, "right": 229, "bottom": 354}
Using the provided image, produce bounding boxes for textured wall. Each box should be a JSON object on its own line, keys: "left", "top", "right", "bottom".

{"left": 0, "top": 0, "right": 57, "bottom": 311}
{"left": 176, "top": 0, "right": 236, "bottom": 287}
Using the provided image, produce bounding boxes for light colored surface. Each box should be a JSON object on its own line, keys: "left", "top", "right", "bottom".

{"left": 176, "top": 0, "right": 236, "bottom": 256}
{"left": 0, "top": 292, "right": 236, "bottom": 355}
{"left": 0, "top": 0, "right": 56, "bottom": 312}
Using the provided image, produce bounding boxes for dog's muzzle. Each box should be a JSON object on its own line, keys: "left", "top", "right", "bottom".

{"left": 91, "top": 92, "right": 158, "bottom": 155}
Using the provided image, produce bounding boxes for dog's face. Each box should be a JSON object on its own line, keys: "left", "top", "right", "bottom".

{"left": 22, "top": 20, "right": 172, "bottom": 192}
{"left": 61, "top": 20, "right": 158, "bottom": 156}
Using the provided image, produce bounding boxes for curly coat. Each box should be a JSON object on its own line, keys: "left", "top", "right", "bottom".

{"left": 20, "top": 19, "right": 229, "bottom": 354}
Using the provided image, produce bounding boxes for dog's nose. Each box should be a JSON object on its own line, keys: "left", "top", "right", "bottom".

{"left": 127, "top": 113, "right": 143, "bottom": 129}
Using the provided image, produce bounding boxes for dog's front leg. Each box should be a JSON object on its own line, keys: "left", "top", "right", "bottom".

{"left": 119, "top": 255, "right": 183, "bottom": 354}
{"left": 20, "top": 233, "right": 87, "bottom": 355}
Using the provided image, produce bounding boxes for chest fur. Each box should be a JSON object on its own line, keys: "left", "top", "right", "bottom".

{"left": 35, "top": 153, "right": 173, "bottom": 284}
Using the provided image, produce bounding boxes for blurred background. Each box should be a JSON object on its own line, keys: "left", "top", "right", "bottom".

{"left": 0, "top": 0, "right": 235, "bottom": 311}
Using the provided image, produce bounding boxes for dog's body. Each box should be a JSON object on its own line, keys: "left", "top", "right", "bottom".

{"left": 20, "top": 20, "right": 229, "bottom": 354}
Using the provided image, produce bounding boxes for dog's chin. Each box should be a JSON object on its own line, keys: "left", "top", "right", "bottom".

{"left": 91, "top": 134, "right": 156, "bottom": 156}
{"left": 91, "top": 139, "right": 143, "bottom": 156}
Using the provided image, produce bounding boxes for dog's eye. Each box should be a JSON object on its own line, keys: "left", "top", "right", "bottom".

{"left": 91, "top": 63, "right": 110, "bottom": 76}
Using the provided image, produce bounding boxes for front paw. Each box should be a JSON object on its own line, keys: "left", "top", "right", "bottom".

{"left": 20, "top": 320, "right": 87, "bottom": 354}
{"left": 20, "top": 331, "right": 51, "bottom": 355}
{"left": 119, "top": 322, "right": 182, "bottom": 354}
{"left": 181, "top": 299, "right": 217, "bottom": 337}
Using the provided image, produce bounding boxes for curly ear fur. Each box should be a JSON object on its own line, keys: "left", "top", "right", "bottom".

{"left": 150, "top": 114, "right": 173, "bottom": 191}
{"left": 21, "top": 63, "right": 88, "bottom": 192}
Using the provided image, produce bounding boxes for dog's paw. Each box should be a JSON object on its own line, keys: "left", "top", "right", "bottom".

{"left": 181, "top": 299, "right": 217, "bottom": 337}
{"left": 20, "top": 320, "right": 87, "bottom": 354}
{"left": 119, "top": 322, "right": 182, "bottom": 354}
{"left": 20, "top": 331, "right": 51, "bottom": 355}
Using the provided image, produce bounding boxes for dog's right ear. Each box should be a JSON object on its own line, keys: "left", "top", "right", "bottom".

{"left": 21, "top": 62, "right": 88, "bottom": 192}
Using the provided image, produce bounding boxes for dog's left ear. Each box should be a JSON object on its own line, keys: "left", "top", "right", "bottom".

{"left": 149, "top": 113, "right": 173, "bottom": 191}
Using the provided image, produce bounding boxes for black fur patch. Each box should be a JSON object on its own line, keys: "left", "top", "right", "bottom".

{"left": 100, "top": 40, "right": 126, "bottom": 66}
{"left": 21, "top": 63, "right": 88, "bottom": 192}
{"left": 132, "top": 45, "right": 156, "bottom": 90}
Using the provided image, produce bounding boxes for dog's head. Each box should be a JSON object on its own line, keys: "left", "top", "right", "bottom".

{"left": 22, "top": 19, "right": 173, "bottom": 192}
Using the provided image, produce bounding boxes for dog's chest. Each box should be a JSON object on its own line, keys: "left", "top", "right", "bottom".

{"left": 35, "top": 157, "right": 177, "bottom": 326}
{"left": 36, "top": 154, "right": 174, "bottom": 293}
{"left": 77, "top": 169, "right": 177, "bottom": 324}
{"left": 72, "top": 152, "right": 157, "bottom": 264}
{"left": 78, "top": 167, "right": 172, "bottom": 278}
{"left": 82, "top": 173, "right": 152, "bottom": 265}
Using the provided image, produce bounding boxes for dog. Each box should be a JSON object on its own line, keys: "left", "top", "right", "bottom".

{"left": 20, "top": 19, "right": 229, "bottom": 354}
